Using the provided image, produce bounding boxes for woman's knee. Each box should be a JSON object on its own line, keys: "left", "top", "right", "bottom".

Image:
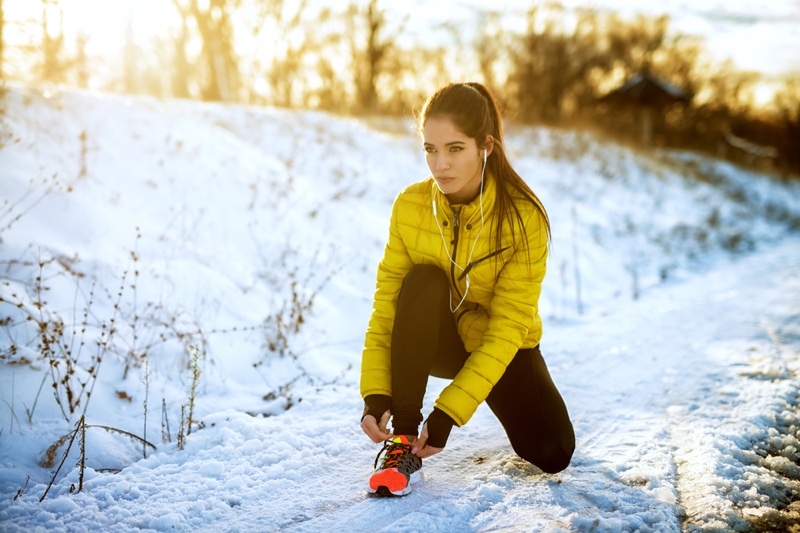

{"left": 395, "top": 264, "right": 452, "bottom": 323}
{"left": 403, "top": 264, "right": 448, "bottom": 289}
{"left": 400, "top": 264, "right": 450, "bottom": 302}
{"left": 514, "top": 441, "right": 574, "bottom": 474}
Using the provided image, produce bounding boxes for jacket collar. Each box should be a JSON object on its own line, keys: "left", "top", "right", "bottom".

{"left": 431, "top": 173, "right": 497, "bottom": 225}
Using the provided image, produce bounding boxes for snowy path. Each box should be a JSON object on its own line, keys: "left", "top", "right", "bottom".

{"left": 551, "top": 235, "right": 800, "bottom": 531}
{"left": 3, "top": 236, "right": 798, "bottom": 532}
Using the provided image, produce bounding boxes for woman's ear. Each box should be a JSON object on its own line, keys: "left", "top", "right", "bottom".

{"left": 484, "top": 135, "right": 494, "bottom": 158}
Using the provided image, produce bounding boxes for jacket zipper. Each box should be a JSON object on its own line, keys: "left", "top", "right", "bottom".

{"left": 457, "top": 246, "right": 511, "bottom": 281}
{"left": 449, "top": 208, "right": 464, "bottom": 303}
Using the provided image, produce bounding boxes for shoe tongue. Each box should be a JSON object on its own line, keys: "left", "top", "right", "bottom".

{"left": 393, "top": 435, "right": 410, "bottom": 445}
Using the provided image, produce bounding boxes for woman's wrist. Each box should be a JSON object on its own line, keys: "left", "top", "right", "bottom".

{"left": 425, "top": 407, "right": 456, "bottom": 448}
{"left": 361, "top": 394, "right": 392, "bottom": 422}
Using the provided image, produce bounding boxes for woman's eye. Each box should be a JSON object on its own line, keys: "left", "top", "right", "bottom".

{"left": 424, "top": 146, "right": 435, "bottom": 153}
{"left": 450, "top": 146, "right": 463, "bottom": 152}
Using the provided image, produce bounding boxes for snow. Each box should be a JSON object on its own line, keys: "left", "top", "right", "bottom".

{"left": 1, "top": 84, "right": 799, "bottom": 531}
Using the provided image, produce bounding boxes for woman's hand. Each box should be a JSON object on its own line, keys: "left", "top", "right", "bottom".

{"left": 411, "top": 422, "right": 444, "bottom": 458}
{"left": 361, "top": 409, "right": 394, "bottom": 443}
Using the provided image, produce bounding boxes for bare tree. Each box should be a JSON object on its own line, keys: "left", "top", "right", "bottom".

{"left": 40, "top": 0, "right": 66, "bottom": 83}
{"left": 774, "top": 78, "right": 800, "bottom": 171}
{"left": 606, "top": 13, "right": 670, "bottom": 74}
{"left": 169, "top": 0, "right": 240, "bottom": 101}
{"left": 197, "top": 0, "right": 241, "bottom": 101}
{"left": 473, "top": 10, "right": 506, "bottom": 91}
{"left": 124, "top": 0, "right": 136, "bottom": 93}
{"left": 307, "top": 8, "right": 348, "bottom": 111}
{"left": 348, "top": 0, "right": 405, "bottom": 114}
{"left": 510, "top": 5, "right": 609, "bottom": 123}
{"left": 0, "top": 0, "right": 5, "bottom": 80}
{"left": 249, "top": 0, "right": 310, "bottom": 107}
{"left": 74, "top": 32, "right": 89, "bottom": 88}
{"left": 170, "top": 0, "right": 192, "bottom": 98}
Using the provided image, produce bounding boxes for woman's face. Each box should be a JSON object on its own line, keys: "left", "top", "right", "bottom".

{"left": 423, "top": 117, "right": 488, "bottom": 204}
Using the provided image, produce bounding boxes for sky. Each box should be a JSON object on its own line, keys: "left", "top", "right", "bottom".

{"left": 591, "top": 0, "right": 800, "bottom": 76}
{"left": 407, "top": 0, "right": 800, "bottom": 77}
{"left": 7, "top": 0, "right": 800, "bottom": 78}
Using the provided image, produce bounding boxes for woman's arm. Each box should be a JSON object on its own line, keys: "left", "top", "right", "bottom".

{"left": 360, "top": 195, "right": 415, "bottom": 400}
{"left": 435, "top": 207, "right": 549, "bottom": 426}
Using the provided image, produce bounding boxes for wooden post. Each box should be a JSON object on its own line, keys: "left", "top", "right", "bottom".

{"left": 642, "top": 106, "right": 653, "bottom": 146}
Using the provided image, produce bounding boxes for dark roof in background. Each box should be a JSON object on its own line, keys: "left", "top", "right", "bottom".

{"left": 599, "top": 71, "right": 693, "bottom": 107}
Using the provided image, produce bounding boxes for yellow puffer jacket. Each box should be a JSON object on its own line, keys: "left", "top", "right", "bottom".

{"left": 360, "top": 175, "right": 548, "bottom": 427}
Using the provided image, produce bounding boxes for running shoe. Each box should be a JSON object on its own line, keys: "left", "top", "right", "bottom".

{"left": 368, "top": 435, "right": 423, "bottom": 496}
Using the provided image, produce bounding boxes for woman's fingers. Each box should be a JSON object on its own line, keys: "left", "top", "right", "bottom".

{"left": 412, "top": 423, "right": 428, "bottom": 454}
{"left": 378, "top": 409, "right": 391, "bottom": 433}
{"left": 415, "top": 444, "right": 443, "bottom": 458}
{"left": 361, "top": 411, "right": 394, "bottom": 443}
{"left": 412, "top": 422, "right": 443, "bottom": 458}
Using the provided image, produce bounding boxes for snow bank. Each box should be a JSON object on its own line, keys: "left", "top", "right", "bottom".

{"left": 1, "top": 85, "right": 798, "bottom": 531}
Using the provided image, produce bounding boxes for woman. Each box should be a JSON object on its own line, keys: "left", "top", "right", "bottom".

{"left": 360, "top": 82, "right": 575, "bottom": 497}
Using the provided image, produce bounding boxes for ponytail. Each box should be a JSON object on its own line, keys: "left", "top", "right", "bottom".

{"left": 418, "top": 82, "right": 551, "bottom": 253}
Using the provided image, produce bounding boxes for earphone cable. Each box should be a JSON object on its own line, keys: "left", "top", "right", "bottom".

{"left": 432, "top": 152, "right": 487, "bottom": 313}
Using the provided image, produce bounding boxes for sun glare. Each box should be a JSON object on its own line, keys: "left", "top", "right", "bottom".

{"left": 54, "top": 0, "right": 177, "bottom": 54}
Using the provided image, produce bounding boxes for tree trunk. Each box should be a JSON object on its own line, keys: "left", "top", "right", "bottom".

{"left": 189, "top": 0, "right": 238, "bottom": 102}
{"left": 352, "top": 0, "right": 400, "bottom": 114}
{"left": 0, "top": 0, "right": 5, "bottom": 80}
{"left": 124, "top": 0, "right": 136, "bottom": 93}
{"left": 170, "top": 0, "right": 192, "bottom": 98}
{"left": 41, "top": 1, "right": 65, "bottom": 83}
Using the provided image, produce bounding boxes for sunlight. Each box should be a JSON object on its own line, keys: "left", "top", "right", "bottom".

{"left": 57, "top": 0, "right": 177, "bottom": 53}
{"left": 753, "top": 79, "right": 781, "bottom": 109}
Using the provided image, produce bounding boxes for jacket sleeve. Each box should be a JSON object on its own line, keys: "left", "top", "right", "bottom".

{"left": 434, "top": 207, "right": 548, "bottom": 426}
{"left": 360, "top": 195, "right": 415, "bottom": 399}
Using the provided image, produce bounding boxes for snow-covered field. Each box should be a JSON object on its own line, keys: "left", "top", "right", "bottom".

{"left": 0, "top": 85, "right": 799, "bottom": 532}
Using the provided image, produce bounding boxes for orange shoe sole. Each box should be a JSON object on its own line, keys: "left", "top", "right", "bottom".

{"left": 368, "top": 468, "right": 422, "bottom": 496}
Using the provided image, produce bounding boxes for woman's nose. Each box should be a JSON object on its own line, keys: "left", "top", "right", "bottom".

{"left": 435, "top": 154, "right": 450, "bottom": 170}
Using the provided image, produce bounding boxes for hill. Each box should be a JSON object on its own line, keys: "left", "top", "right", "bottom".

{"left": 1, "top": 85, "right": 799, "bottom": 531}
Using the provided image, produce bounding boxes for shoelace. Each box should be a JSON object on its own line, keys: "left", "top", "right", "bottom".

{"left": 373, "top": 439, "right": 413, "bottom": 471}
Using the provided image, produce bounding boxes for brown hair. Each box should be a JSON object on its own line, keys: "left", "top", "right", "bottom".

{"left": 417, "top": 82, "right": 551, "bottom": 252}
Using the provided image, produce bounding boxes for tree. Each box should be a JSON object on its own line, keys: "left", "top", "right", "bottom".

{"left": 773, "top": 78, "right": 800, "bottom": 171}
{"left": 252, "top": 0, "right": 310, "bottom": 107}
{"left": 124, "top": 0, "right": 136, "bottom": 93}
{"left": 510, "top": 5, "right": 609, "bottom": 123}
{"left": 170, "top": 0, "right": 192, "bottom": 98}
{"left": 40, "top": 0, "right": 66, "bottom": 83}
{"left": 692, "top": 61, "right": 758, "bottom": 138}
{"left": 606, "top": 13, "right": 670, "bottom": 74}
{"left": 0, "top": 0, "right": 5, "bottom": 80}
{"left": 306, "top": 8, "right": 348, "bottom": 111}
{"left": 348, "top": 0, "right": 405, "bottom": 114}
{"left": 171, "top": 0, "right": 240, "bottom": 101}
{"left": 74, "top": 32, "right": 89, "bottom": 88}
{"left": 473, "top": 10, "right": 507, "bottom": 92}
{"left": 195, "top": 0, "right": 241, "bottom": 101}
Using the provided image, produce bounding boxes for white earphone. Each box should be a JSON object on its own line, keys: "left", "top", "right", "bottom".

{"left": 432, "top": 145, "right": 489, "bottom": 313}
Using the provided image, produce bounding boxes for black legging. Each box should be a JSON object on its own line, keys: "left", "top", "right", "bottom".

{"left": 390, "top": 264, "right": 575, "bottom": 474}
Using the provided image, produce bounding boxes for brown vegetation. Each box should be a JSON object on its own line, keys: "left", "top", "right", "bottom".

{"left": 0, "top": 1, "right": 797, "bottom": 175}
